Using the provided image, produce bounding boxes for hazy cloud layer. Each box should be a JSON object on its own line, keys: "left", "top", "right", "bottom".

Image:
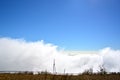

{"left": 0, "top": 37, "right": 120, "bottom": 74}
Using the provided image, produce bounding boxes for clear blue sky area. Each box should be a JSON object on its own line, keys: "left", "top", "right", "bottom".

{"left": 0, "top": 0, "right": 120, "bottom": 50}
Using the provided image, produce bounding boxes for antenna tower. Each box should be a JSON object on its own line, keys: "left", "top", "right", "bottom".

{"left": 53, "top": 59, "right": 56, "bottom": 74}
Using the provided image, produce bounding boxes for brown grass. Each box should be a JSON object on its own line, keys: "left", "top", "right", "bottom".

{"left": 0, "top": 73, "right": 120, "bottom": 80}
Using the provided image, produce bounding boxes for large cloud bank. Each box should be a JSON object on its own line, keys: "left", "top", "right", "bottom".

{"left": 0, "top": 37, "right": 120, "bottom": 74}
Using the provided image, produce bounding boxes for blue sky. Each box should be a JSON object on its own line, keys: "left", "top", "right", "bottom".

{"left": 0, "top": 0, "right": 120, "bottom": 50}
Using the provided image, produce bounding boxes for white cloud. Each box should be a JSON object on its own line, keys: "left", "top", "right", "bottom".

{"left": 0, "top": 37, "right": 120, "bottom": 74}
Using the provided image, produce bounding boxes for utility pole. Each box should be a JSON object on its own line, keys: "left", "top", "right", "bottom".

{"left": 64, "top": 69, "right": 66, "bottom": 74}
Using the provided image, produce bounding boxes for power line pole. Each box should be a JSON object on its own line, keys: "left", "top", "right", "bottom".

{"left": 64, "top": 69, "right": 66, "bottom": 74}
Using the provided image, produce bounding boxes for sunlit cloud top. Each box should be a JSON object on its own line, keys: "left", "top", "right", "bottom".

{"left": 0, "top": 37, "right": 120, "bottom": 74}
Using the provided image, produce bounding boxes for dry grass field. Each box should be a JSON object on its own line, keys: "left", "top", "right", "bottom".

{"left": 0, "top": 72, "right": 120, "bottom": 80}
